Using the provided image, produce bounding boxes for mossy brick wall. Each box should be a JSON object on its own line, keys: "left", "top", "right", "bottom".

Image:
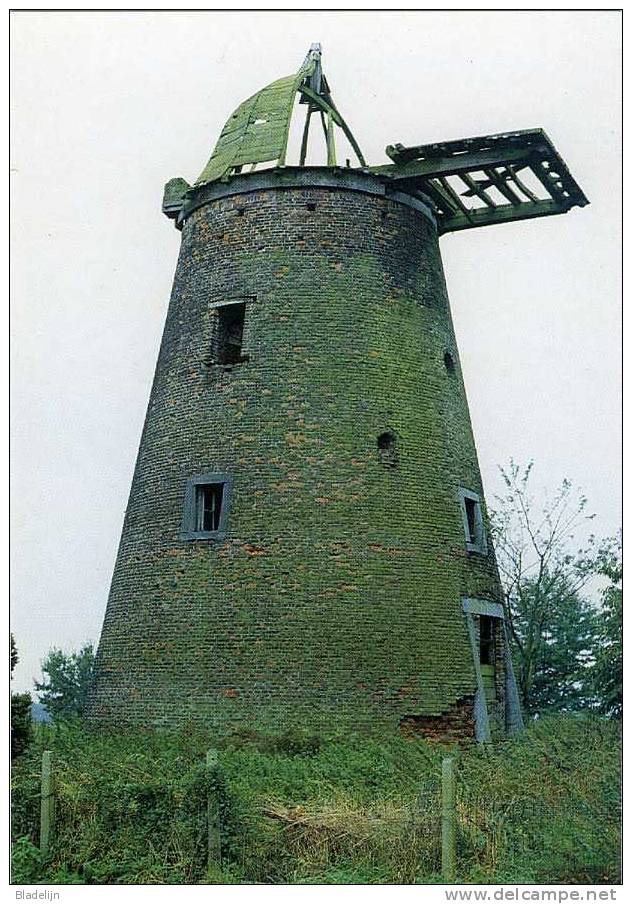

{"left": 87, "top": 180, "right": 506, "bottom": 735}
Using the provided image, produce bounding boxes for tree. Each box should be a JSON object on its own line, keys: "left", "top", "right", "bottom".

{"left": 591, "top": 541, "right": 622, "bottom": 718}
{"left": 522, "top": 579, "right": 600, "bottom": 712}
{"left": 35, "top": 644, "right": 95, "bottom": 719}
{"left": 11, "top": 633, "right": 18, "bottom": 674}
{"left": 490, "top": 461, "right": 613, "bottom": 716}
{"left": 11, "top": 634, "right": 32, "bottom": 759}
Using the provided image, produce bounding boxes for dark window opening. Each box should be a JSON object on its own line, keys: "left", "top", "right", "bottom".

{"left": 181, "top": 473, "right": 233, "bottom": 540}
{"left": 444, "top": 351, "right": 455, "bottom": 374}
{"left": 464, "top": 496, "right": 478, "bottom": 543}
{"left": 377, "top": 431, "right": 398, "bottom": 468}
{"left": 459, "top": 488, "right": 486, "bottom": 554}
{"left": 195, "top": 483, "right": 224, "bottom": 533}
{"left": 479, "top": 616, "right": 494, "bottom": 665}
{"left": 306, "top": 202, "right": 317, "bottom": 212}
{"left": 214, "top": 302, "right": 247, "bottom": 365}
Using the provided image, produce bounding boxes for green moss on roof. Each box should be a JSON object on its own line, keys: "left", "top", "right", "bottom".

{"left": 196, "top": 66, "right": 312, "bottom": 187}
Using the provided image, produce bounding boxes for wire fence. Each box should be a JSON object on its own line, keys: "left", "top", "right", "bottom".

{"left": 12, "top": 746, "right": 621, "bottom": 885}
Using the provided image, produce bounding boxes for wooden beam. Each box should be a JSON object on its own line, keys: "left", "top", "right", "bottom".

{"left": 483, "top": 168, "right": 522, "bottom": 205}
{"left": 530, "top": 159, "right": 568, "bottom": 204}
{"left": 299, "top": 85, "right": 366, "bottom": 167}
{"left": 458, "top": 172, "right": 497, "bottom": 208}
{"left": 441, "top": 757, "right": 457, "bottom": 883}
{"left": 506, "top": 165, "right": 540, "bottom": 203}
{"left": 40, "top": 750, "right": 54, "bottom": 858}
{"left": 299, "top": 106, "right": 313, "bottom": 167}
{"left": 372, "top": 144, "right": 548, "bottom": 183}
{"left": 319, "top": 110, "right": 328, "bottom": 141}
{"left": 326, "top": 111, "right": 337, "bottom": 167}
{"left": 437, "top": 177, "right": 475, "bottom": 223}
{"left": 439, "top": 197, "right": 568, "bottom": 233}
{"left": 386, "top": 128, "right": 549, "bottom": 164}
{"left": 423, "top": 179, "right": 460, "bottom": 216}
{"left": 299, "top": 85, "right": 344, "bottom": 126}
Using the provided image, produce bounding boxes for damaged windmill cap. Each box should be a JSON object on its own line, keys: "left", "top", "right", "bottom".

{"left": 163, "top": 47, "right": 588, "bottom": 235}
{"left": 163, "top": 42, "right": 364, "bottom": 210}
{"left": 194, "top": 42, "right": 366, "bottom": 185}
{"left": 162, "top": 43, "right": 367, "bottom": 224}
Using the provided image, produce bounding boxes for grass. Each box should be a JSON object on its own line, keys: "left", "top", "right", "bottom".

{"left": 11, "top": 714, "right": 621, "bottom": 885}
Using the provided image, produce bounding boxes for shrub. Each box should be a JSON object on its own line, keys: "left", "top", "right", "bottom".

{"left": 11, "top": 836, "right": 44, "bottom": 884}
{"left": 10, "top": 715, "right": 620, "bottom": 884}
{"left": 11, "top": 693, "right": 32, "bottom": 760}
{"left": 10, "top": 634, "right": 33, "bottom": 760}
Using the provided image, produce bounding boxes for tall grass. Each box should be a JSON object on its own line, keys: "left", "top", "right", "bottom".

{"left": 11, "top": 715, "right": 620, "bottom": 885}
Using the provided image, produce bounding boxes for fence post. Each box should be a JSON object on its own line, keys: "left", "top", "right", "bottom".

{"left": 206, "top": 749, "right": 221, "bottom": 868}
{"left": 441, "top": 756, "right": 457, "bottom": 883}
{"left": 40, "top": 750, "right": 54, "bottom": 857}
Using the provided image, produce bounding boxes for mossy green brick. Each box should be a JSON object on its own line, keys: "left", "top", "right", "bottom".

{"left": 87, "top": 173, "right": 508, "bottom": 738}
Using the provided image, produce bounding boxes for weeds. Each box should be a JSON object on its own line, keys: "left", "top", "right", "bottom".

{"left": 11, "top": 714, "right": 620, "bottom": 884}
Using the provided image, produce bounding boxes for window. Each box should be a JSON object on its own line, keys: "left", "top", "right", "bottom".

{"left": 377, "top": 430, "right": 398, "bottom": 468}
{"left": 479, "top": 615, "right": 494, "bottom": 665}
{"left": 464, "top": 496, "right": 477, "bottom": 543}
{"left": 479, "top": 615, "right": 496, "bottom": 702}
{"left": 209, "top": 301, "right": 249, "bottom": 365}
{"left": 457, "top": 488, "right": 487, "bottom": 555}
{"left": 443, "top": 351, "right": 455, "bottom": 374}
{"left": 195, "top": 483, "right": 223, "bottom": 532}
{"left": 181, "top": 473, "right": 233, "bottom": 539}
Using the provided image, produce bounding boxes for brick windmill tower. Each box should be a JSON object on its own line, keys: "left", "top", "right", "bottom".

{"left": 87, "top": 46, "right": 587, "bottom": 741}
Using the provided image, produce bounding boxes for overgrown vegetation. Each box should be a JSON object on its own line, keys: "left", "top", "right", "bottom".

{"left": 591, "top": 545, "right": 623, "bottom": 719}
{"left": 11, "top": 634, "right": 32, "bottom": 760}
{"left": 490, "top": 462, "right": 621, "bottom": 716}
{"left": 11, "top": 716, "right": 620, "bottom": 885}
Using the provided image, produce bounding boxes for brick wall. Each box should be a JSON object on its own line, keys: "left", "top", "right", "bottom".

{"left": 87, "top": 177, "right": 506, "bottom": 738}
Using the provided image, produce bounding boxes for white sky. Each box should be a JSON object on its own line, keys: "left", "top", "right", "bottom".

{"left": 10, "top": 11, "right": 621, "bottom": 694}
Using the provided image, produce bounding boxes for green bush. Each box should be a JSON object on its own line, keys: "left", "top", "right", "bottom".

{"left": 11, "top": 693, "right": 32, "bottom": 760}
{"left": 11, "top": 836, "right": 44, "bottom": 884}
{"left": 222, "top": 726, "right": 322, "bottom": 757}
{"left": 10, "top": 715, "right": 620, "bottom": 885}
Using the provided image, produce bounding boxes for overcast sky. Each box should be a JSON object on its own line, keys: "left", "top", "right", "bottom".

{"left": 10, "top": 11, "right": 621, "bottom": 693}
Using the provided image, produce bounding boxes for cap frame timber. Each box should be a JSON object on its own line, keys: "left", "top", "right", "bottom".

{"left": 371, "top": 128, "right": 589, "bottom": 234}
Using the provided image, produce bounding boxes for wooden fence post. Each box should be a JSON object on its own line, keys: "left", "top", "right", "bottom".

{"left": 206, "top": 749, "right": 221, "bottom": 868}
{"left": 40, "top": 750, "right": 54, "bottom": 857}
{"left": 441, "top": 756, "right": 457, "bottom": 883}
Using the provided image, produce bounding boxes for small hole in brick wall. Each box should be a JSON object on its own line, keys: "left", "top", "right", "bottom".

{"left": 444, "top": 351, "right": 455, "bottom": 374}
{"left": 377, "top": 431, "right": 398, "bottom": 468}
{"left": 306, "top": 202, "right": 317, "bottom": 212}
{"left": 381, "top": 209, "right": 388, "bottom": 220}
{"left": 297, "top": 234, "right": 305, "bottom": 241}
{"left": 236, "top": 208, "right": 245, "bottom": 216}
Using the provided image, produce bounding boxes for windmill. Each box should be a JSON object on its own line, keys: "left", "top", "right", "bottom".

{"left": 89, "top": 46, "right": 587, "bottom": 741}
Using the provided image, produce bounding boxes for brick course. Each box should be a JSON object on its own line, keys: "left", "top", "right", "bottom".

{"left": 87, "top": 176, "right": 507, "bottom": 738}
